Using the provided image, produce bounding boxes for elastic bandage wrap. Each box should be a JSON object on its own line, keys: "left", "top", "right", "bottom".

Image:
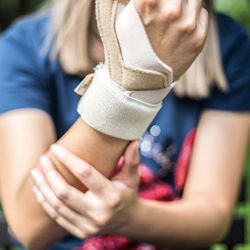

{"left": 75, "top": 0, "right": 175, "bottom": 140}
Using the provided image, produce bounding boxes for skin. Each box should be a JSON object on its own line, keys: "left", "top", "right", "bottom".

{"left": 0, "top": 0, "right": 248, "bottom": 249}
{"left": 33, "top": 111, "right": 249, "bottom": 248}
{"left": 32, "top": 141, "right": 141, "bottom": 239}
{"left": 135, "top": 0, "right": 208, "bottom": 80}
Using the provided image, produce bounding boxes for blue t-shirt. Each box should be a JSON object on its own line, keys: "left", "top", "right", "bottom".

{"left": 0, "top": 12, "right": 249, "bottom": 249}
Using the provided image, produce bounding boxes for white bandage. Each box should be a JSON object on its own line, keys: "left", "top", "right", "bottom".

{"left": 115, "top": 0, "right": 174, "bottom": 104}
{"left": 77, "top": 65, "right": 172, "bottom": 140}
{"left": 75, "top": 0, "right": 176, "bottom": 140}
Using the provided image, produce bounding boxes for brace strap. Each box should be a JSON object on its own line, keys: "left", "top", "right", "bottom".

{"left": 76, "top": 66, "right": 167, "bottom": 140}
{"left": 95, "top": 0, "right": 171, "bottom": 91}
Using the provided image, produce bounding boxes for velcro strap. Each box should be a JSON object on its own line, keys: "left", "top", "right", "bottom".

{"left": 77, "top": 66, "right": 162, "bottom": 140}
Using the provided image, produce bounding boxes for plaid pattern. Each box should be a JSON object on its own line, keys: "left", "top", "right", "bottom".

{"left": 74, "top": 130, "right": 197, "bottom": 250}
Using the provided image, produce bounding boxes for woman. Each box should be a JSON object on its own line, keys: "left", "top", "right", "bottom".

{"left": 0, "top": 0, "right": 249, "bottom": 249}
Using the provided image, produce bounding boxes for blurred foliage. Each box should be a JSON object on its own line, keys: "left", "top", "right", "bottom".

{"left": 0, "top": 0, "right": 250, "bottom": 31}
{"left": 215, "top": 0, "right": 250, "bottom": 31}
{"left": 0, "top": 0, "right": 45, "bottom": 31}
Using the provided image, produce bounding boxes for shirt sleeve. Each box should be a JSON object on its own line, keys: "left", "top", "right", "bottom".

{"left": 204, "top": 14, "right": 250, "bottom": 112}
{"left": 0, "top": 19, "right": 52, "bottom": 116}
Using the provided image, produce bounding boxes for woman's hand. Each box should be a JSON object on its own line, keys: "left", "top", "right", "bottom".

{"left": 31, "top": 141, "right": 140, "bottom": 239}
{"left": 135, "top": 0, "right": 208, "bottom": 80}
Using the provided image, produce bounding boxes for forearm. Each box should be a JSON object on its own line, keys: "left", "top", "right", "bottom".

{"left": 15, "top": 117, "right": 127, "bottom": 248}
{"left": 121, "top": 197, "right": 231, "bottom": 248}
{"left": 49, "top": 118, "right": 128, "bottom": 192}
{"left": 15, "top": 173, "right": 67, "bottom": 249}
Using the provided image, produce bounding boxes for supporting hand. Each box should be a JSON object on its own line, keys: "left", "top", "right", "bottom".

{"left": 31, "top": 141, "right": 140, "bottom": 239}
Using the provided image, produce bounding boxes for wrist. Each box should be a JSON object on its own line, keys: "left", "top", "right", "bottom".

{"left": 117, "top": 196, "right": 144, "bottom": 237}
{"left": 76, "top": 66, "right": 163, "bottom": 140}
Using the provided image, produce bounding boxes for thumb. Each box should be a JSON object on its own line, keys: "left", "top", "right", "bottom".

{"left": 112, "top": 140, "right": 140, "bottom": 188}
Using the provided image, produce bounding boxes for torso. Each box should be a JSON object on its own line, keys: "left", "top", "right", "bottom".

{"left": 0, "top": 11, "right": 249, "bottom": 250}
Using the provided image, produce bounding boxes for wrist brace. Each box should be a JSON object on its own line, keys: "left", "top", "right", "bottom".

{"left": 75, "top": 0, "right": 175, "bottom": 140}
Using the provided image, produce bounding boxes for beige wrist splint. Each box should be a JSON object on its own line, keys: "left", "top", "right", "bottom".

{"left": 75, "top": 0, "right": 174, "bottom": 140}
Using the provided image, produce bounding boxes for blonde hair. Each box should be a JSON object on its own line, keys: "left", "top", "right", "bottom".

{"left": 175, "top": 1, "right": 228, "bottom": 98}
{"left": 48, "top": 0, "right": 227, "bottom": 98}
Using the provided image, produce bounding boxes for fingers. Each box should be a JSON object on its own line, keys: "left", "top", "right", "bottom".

{"left": 55, "top": 216, "right": 85, "bottom": 239}
{"left": 181, "top": 0, "right": 203, "bottom": 33}
{"left": 50, "top": 144, "right": 113, "bottom": 196}
{"left": 31, "top": 168, "right": 83, "bottom": 221}
{"left": 193, "top": 7, "right": 209, "bottom": 51}
{"left": 198, "top": 7, "right": 209, "bottom": 35}
{"left": 135, "top": 0, "right": 159, "bottom": 26}
{"left": 135, "top": 0, "right": 158, "bottom": 16}
{"left": 32, "top": 186, "right": 58, "bottom": 219}
{"left": 181, "top": 0, "right": 208, "bottom": 50}
{"left": 33, "top": 188, "right": 85, "bottom": 239}
{"left": 136, "top": 0, "right": 183, "bottom": 26}
{"left": 31, "top": 168, "right": 63, "bottom": 214}
{"left": 188, "top": 0, "right": 203, "bottom": 19}
{"left": 111, "top": 141, "right": 140, "bottom": 188}
{"left": 160, "top": 0, "right": 182, "bottom": 22}
{"left": 33, "top": 185, "right": 83, "bottom": 238}
{"left": 37, "top": 156, "right": 94, "bottom": 214}
{"left": 123, "top": 140, "right": 140, "bottom": 175}
{"left": 31, "top": 168, "right": 97, "bottom": 239}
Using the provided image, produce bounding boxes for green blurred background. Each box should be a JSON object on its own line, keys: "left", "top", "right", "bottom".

{"left": 0, "top": 0, "right": 250, "bottom": 31}
{"left": 0, "top": 0, "right": 249, "bottom": 250}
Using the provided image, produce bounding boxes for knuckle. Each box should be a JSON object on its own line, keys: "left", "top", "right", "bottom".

{"left": 76, "top": 231, "right": 85, "bottom": 239}
{"left": 195, "top": 33, "right": 206, "bottom": 49}
{"left": 143, "top": 0, "right": 157, "bottom": 8}
{"left": 109, "top": 193, "right": 121, "bottom": 208}
{"left": 77, "top": 166, "right": 92, "bottom": 180}
{"left": 185, "top": 21, "right": 196, "bottom": 33}
{"left": 96, "top": 214, "right": 110, "bottom": 226}
{"left": 52, "top": 200, "right": 62, "bottom": 211}
{"left": 182, "top": 21, "right": 197, "bottom": 33}
{"left": 56, "top": 187, "right": 70, "bottom": 201}
{"left": 50, "top": 212, "right": 58, "bottom": 220}
{"left": 163, "top": 5, "right": 181, "bottom": 21}
{"left": 48, "top": 207, "right": 59, "bottom": 220}
{"left": 136, "top": 0, "right": 156, "bottom": 13}
{"left": 86, "top": 225, "right": 99, "bottom": 235}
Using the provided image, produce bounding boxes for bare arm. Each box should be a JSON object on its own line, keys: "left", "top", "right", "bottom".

{"left": 0, "top": 0, "right": 208, "bottom": 247}
{"left": 0, "top": 110, "right": 127, "bottom": 249}
{"left": 0, "top": 110, "right": 65, "bottom": 249}
{"left": 30, "top": 110, "right": 249, "bottom": 248}
{"left": 47, "top": 118, "right": 127, "bottom": 192}
{"left": 120, "top": 111, "right": 249, "bottom": 248}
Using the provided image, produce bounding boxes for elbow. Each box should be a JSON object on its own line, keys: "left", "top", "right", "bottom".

{"left": 6, "top": 210, "right": 54, "bottom": 250}
{"left": 187, "top": 197, "right": 233, "bottom": 248}
{"left": 207, "top": 201, "right": 233, "bottom": 245}
{"left": 15, "top": 234, "right": 46, "bottom": 250}
{"left": 9, "top": 221, "right": 52, "bottom": 250}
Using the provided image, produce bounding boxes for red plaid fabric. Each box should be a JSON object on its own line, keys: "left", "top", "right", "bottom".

{"left": 73, "top": 129, "right": 196, "bottom": 250}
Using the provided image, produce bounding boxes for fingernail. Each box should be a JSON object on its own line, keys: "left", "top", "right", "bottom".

{"left": 32, "top": 186, "right": 43, "bottom": 202}
{"left": 50, "top": 144, "right": 64, "bottom": 158}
